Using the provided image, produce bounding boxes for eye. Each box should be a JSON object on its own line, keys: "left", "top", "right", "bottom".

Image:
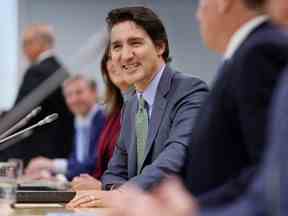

{"left": 131, "top": 41, "right": 142, "bottom": 47}
{"left": 111, "top": 43, "right": 122, "bottom": 52}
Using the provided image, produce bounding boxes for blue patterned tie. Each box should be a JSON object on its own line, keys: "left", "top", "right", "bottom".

{"left": 135, "top": 94, "right": 149, "bottom": 174}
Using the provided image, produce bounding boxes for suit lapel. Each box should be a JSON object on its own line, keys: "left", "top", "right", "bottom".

{"left": 139, "top": 67, "right": 173, "bottom": 171}
{"left": 129, "top": 96, "right": 138, "bottom": 175}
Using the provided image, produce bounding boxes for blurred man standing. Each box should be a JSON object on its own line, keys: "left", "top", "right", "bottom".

{"left": 0, "top": 24, "right": 74, "bottom": 164}
{"left": 25, "top": 75, "right": 106, "bottom": 180}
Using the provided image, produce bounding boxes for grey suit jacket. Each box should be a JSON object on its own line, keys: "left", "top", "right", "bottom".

{"left": 101, "top": 66, "right": 208, "bottom": 190}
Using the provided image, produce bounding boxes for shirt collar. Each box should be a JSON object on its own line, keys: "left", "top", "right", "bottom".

{"left": 137, "top": 64, "right": 165, "bottom": 113}
{"left": 36, "top": 49, "right": 54, "bottom": 63}
{"left": 224, "top": 15, "right": 269, "bottom": 60}
{"left": 75, "top": 103, "right": 101, "bottom": 127}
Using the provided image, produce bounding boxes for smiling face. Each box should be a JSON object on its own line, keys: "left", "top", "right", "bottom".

{"left": 63, "top": 79, "right": 97, "bottom": 117}
{"left": 110, "top": 21, "right": 165, "bottom": 92}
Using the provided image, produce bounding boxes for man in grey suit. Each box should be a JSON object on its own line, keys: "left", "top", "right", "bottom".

{"left": 98, "top": 0, "right": 288, "bottom": 215}
{"left": 67, "top": 6, "right": 208, "bottom": 208}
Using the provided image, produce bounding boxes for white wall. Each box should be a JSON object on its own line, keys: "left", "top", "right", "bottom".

{"left": 0, "top": 0, "right": 18, "bottom": 110}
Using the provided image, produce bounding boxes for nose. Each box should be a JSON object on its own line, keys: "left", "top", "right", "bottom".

{"left": 120, "top": 45, "right": 134, "bottom": 63}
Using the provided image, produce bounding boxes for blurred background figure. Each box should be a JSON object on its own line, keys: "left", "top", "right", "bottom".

{"left": 25, "top": 75, "right": 106, "bottom": 180}
{"left": 71, "top": 46, "right": 130, "bottom": 191}
{"left": 0, "top": 24, "right": 74, "bottom": 165}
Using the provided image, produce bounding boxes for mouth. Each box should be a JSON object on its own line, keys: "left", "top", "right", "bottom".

{"left": 122, "top": 63, "right": 139, "bottom": 74}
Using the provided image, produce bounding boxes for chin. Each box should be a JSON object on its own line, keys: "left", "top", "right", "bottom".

{"left": 126, "top": 74, "right": 144, "bottom": 85}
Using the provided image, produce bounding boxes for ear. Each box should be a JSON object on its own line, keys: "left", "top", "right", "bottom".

{"left": 155, "top": 41, "right": 166, "bottom": 57}
{"left": 217, "top": 0, "right": 233, "bottom": 14}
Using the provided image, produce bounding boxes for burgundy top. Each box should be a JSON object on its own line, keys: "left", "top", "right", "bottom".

{"left": 93, "top": 110, "right": 121, "bottom": 179}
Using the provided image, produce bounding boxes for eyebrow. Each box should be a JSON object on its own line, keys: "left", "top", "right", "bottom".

{"left": 128, "top": 37, "right": 144, "bottom": 42}
{"left": 111, "top": 36, "right": 144, "bottom": 44}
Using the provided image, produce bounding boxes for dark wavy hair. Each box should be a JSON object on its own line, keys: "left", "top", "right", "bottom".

{"left": 106, "top": 6, "right": 171, "bottom": 63}
{"left": 101, "top": 46, "right": 124, "bottom": 114}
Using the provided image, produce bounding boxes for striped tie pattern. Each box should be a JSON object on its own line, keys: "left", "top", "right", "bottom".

{"left": 135, "top": 94, "right": 149, "bottom": 174}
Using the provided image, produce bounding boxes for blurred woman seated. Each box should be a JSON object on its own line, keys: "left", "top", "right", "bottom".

{"left": 71, "top": 46, "right": 130, "bottom": 191}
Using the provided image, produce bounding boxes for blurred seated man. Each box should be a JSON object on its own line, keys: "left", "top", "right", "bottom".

{"left": 25, "top": 75, "right": 106, "bottom": 180}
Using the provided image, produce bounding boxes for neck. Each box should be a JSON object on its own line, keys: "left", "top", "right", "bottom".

{"left": 77, "top": 104, "right": 96, "bottom": 118}
{"left": 78, "top": 112, "right": 89, "bottom": 118}
{"left": 119, "top": 84, "right": 130, "bottom": 92}
{"left": 135, "top": 60, "right": 164, "bottom": 92}
{"left": 217, "top": 13, "right": 260, "bottom": 55}
{"left": 135, "top": 77, "right": 155, "bottom": 92}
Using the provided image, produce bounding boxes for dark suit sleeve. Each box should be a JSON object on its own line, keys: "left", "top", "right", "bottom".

{"left": 127, "top": 80, "right": 208, "bottom": 190}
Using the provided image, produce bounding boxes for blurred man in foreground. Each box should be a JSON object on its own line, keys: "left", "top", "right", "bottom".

{"left": 182, "top": 0, "right": 288, "bottom": 206}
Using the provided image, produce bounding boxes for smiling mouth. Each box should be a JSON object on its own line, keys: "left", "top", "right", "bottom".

{"left": 122, "top": 64, "right": 139, "bottom": 74}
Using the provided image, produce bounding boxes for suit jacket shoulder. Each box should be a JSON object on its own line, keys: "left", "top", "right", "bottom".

{"left": 167, "top": 70, "right": 209, "bottom": 99}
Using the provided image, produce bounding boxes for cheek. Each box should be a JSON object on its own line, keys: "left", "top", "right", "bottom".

{"left": 30, "top": 45, "right": 38, "bottom": 54}
{"left": 111, "top": 52, "right": 120, "bottom": 63}
{"left": 68, "top": 94, "right": 84, "bottom": 105}
{"left": 110, "top": 74, "right": 119, "bottom": 84}
{"left": 67, "top": 98, "right": 78, "bottom": 107}
{"left": 278, "top": 5, "right": 288, "bottom": 24}
{"left": 269, "top": 1, "right": 288, "bottom": 24}
{"left": 110, "top": 57, "right": 122, "bottom": 71}
{"left": 66, "top": 100, "right": 76, "bottom": 111}
{"left": 25, "top": 48, "right": 34, "bottom": 57}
